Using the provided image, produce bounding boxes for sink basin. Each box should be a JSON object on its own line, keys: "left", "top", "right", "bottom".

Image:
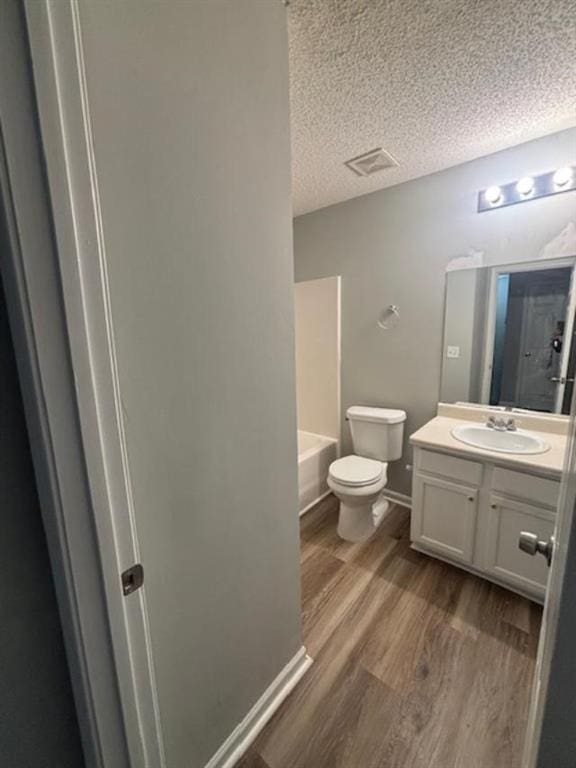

{"left": 451, "top": 423, "right": 550, "bottom": 455}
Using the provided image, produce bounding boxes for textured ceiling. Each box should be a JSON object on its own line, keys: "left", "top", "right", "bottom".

{"left": 288, "top": 0, "right": 576, "bottom": 216}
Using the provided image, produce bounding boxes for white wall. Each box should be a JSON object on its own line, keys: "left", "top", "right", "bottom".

{"left": 294, "top": 276, "right": 341, "bottom": 440}
{"left": 75, "top": 2, "right": 302, "bottom": 766}
{"left": 294, "top": 128, "right": 576, "bottom": 495}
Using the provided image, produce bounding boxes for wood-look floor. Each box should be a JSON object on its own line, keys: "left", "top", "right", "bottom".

{"left": 239, "top": 495, "right": 542, "bottom": 768}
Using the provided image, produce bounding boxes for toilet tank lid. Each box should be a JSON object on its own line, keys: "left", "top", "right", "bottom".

{"left": 347, "top": 406, "right": 407, "bottom": 424}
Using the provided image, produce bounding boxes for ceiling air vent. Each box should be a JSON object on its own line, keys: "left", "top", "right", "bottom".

{"left": 344, "top": 148, "right": 399, "bottom": 177}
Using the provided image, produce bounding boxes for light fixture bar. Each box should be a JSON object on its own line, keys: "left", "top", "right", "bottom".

{"left": 478, "top": 165, "right": 576, "bottom": 212}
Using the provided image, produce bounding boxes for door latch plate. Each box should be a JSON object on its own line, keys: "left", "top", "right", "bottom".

{"left": 121, "top": 563, "right": 144, "bottom": 596}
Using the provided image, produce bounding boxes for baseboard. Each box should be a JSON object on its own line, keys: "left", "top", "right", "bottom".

{"left": 381, "top": 488, "right": 412, "bottom": 509}
{"left": 204, "top": 646, "right": 313, "bottom": 768}
{"left": 299, "top": 489, "right": 332, "bottom": 517}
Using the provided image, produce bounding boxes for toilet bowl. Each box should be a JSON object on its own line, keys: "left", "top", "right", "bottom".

{"left": 328, "top": 405, "right": 406, "bottom": 542}
{"left": 327, "top": 455, "right": 389, "bottom": 542}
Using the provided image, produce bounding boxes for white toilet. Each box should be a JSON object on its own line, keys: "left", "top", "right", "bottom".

{"left": 327, "top": 406, "right": 406, "bottom": 542}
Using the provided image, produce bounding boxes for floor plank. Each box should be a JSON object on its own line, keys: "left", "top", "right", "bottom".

{"left": 235, "top": 749, "right": 271, "bottom": 768}
{"left": 382, "top": 621, "right": 478, "bottom": 767}
{"left": 249, "top": 495, "right": 541, "bottom": 768}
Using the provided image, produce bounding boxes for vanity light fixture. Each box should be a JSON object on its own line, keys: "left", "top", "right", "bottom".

{"left": 485, "top": 185, "right": 503, "bottom": 205}
{"left": 553, "top": 166, "right": 573, "bottom": 188}
{"left": 516, "top": 176, "right": 534, "bottom": 196}
{"left": 478, "top": 165, "right": 576, "bottom": 212}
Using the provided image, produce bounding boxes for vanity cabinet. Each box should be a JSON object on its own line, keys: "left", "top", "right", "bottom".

{"left": 410, "top": 447, "right": 559, "bottom": 601}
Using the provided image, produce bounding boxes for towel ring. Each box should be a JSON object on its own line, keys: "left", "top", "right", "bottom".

{"left": 377, "top": 305, "right": 400, "bottom": 330}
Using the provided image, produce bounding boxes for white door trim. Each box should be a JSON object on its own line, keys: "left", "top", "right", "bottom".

{"left": 0, "top": 1, "right": 133, "bottom": 763}
{"left": 24, "top": 2, "right": 164, "bottom": 765}
{"left": 523, "top": 404, "right": 576, "bottom": 766}
{"left": 0, "top": 134, "right": 115, "bottom": 768}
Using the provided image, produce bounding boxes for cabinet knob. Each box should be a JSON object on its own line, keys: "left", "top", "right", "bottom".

{"left": 490, "top": 503, "right": 497, "bottom": 509}
{"left": 468, "top": 496, "right": 474, "bottom": 502}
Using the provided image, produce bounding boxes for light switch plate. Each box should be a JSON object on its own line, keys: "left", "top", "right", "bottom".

{"left": 447, "top": 346, "right": 460, "bottom": 359}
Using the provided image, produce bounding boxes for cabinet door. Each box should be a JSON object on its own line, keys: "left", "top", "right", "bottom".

{"left": 411, "top": 474, "right": 478, "bottom": 563}
{"left": 485, "top": 495, "right": 555, "bottom": 598}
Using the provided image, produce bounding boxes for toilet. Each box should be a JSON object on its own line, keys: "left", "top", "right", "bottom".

{"left": 328, "top": 406, "right": 406, "bottom": 542}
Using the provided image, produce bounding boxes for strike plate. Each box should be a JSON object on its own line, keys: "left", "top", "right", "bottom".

{"left": 121, "top": 563, "right": 144, "bottom": 596}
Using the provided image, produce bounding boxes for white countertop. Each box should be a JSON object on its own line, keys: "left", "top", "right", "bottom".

{"left": 410, "top": 408, "right": 568, "bottom": 477}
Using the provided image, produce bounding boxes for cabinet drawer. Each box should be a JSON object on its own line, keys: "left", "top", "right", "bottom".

{"left": 418, "top": 449, "right": 483, "bottom": 486}
{"left": 492, "top": 467, "right": 560, "bottom": 509}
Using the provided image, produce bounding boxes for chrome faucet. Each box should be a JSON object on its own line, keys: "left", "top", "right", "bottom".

{"left": 486, "top": 415, "right": 517, "bottom": 432}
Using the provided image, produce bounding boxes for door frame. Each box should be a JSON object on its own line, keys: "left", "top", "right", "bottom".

{"left": 480, "top": 257, "right": 576, "bottom": 409}
{"left": 0, "top": 2, "right": 129, "bottom": 765}
{"left": 2, "top": 1, "right": 165, "bottom": 765}
{"left": 523, "top": 392, "right": 576, "bottom": 766}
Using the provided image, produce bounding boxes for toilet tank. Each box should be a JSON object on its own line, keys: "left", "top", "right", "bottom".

{"left": 347, "top": 406, "right": 406, "bottom": 461}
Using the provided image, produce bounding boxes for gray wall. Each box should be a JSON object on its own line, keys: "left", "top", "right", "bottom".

{"left": 0, "top": 270, "right": 84, "bottom": 767}
{"left": 294, "top": 128, "right": 576, "bottom": 495}
{"left": 440, "top": 269, "right": 478, "bottom": 403}
{"left": 440, "top": 267, "right": 489, "bottom": 404}
{"left": 76, "top": 2, "right": 301, "bottom": 766}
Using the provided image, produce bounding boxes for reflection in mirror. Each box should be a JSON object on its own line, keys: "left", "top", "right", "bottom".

{"left": 440, "top": 259, "right": 576, "bottom": 415}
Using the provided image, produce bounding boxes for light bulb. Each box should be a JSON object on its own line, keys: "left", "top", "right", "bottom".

{"left": 516, "top": 176, "right": 534, "bottom": 196}
{"left": 553, "top": 166, "right": 573, "bottom": 188}
{"left": 485, "top": 185, "right": 502, "bottom": 205}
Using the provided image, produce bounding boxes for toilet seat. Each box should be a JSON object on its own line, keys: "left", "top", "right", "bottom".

{"left": 329, "top": 455, "right": 384, "bottom": 487}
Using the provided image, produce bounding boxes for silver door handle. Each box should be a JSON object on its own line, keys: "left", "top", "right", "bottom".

{"left": 518, "top": 531, "right": 554, "bottom": 567}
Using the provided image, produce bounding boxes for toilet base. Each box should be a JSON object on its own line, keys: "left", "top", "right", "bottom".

{"left": 337, "top": 494, "right": 390, "bottom": 543}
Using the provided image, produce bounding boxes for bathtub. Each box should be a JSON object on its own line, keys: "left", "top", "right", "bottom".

{"left": 297, "top": 430, "right": 338, "bottom": 515}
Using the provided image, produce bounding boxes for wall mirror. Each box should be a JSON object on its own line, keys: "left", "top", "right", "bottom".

{"left": 440, "top": 258, "right": 576, "bottom": 415}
